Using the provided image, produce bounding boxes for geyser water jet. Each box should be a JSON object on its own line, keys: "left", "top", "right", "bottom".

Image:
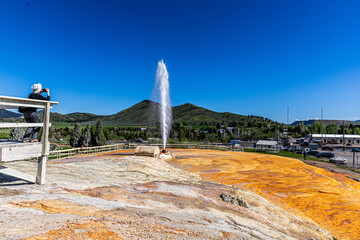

{"left": 155, "top": 60, "right": 172, "bottom": 150}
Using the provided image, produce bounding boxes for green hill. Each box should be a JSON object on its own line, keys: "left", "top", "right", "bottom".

{"left": 102, "top": 100, "right": 158, "bottom": 126}
{"left": 0, "top": 109, "right": 22, "bottom": 119}
{"left": 172, "top": 103, "right": 229, "bottom": 123}
{"left": 47, "top": 100, "right": 281, "bottom": 127}
{"left": 50, "top": 112, "right": 100, "bottom": 122}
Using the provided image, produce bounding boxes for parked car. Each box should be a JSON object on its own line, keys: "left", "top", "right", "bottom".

{"left": 316, "top": 152, "right": 335, "bottom": 159}
{"left": 352, "top": 148, "right": 360, "bottom": 152}
{"left": 293, "top": 146, "right": 303, "bottom": 154}
{"left": 322, "top": 146, "right": 334, "bottom": 151}
{"left": 308, "top": 150, "right": 319, "bottom": 156}
{"left": 286, "top": 146, "right": 294, "bottom": 152}
{"left": 346, "top": 143, "right": 353, "bottom": 146}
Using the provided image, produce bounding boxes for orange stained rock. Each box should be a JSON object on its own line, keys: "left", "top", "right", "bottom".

{"left": 168, "top": 149, "right": 360, "bottom": 240}
{"left": 24, "top": 219, "right": 122, "bottom": 240}
{"left": 11, "top": 199, "right": 100, "bottom": 217}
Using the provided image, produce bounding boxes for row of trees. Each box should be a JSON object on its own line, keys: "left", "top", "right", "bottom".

{"left": 65, "top": 120, "right": 284, "bottom": 145}
{"left": 288, "top": 122, "right": 360, "bottom": 137}
{"left": 63, "top": 119, "right": 360, "bottom": 147}
{"left": 69, "top": 120, "right": 106, "bottom": 147}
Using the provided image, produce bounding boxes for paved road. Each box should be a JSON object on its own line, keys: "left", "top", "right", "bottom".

{"left": 317, "top": 149, "right": 360, "bottom": 168}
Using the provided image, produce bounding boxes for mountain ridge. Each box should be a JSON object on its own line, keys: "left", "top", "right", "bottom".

{"left": 37, "top": 99, "right": 281, "bottom": 126}
{"left": 0, "top": 109, "right": 22, "bottom": 118}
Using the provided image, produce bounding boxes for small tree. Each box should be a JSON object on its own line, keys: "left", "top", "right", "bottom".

{"left": 81, "top": 124, "right": 92, "bottom": 147}
{"left": 94, "top": 120, "right": 106, "bottom": 146}
{"left": 70, "top": 123, "right": 82, "bottom": 147}
{"left": 9, "top": 128, "right": 24, "bottom": 141}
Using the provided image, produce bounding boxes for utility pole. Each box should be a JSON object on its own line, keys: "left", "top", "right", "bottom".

{"left": 353, "top": 151, "right": 355, "bottom": 168}
{"left": 287, "top": 107, "right": 289, "bottom": 125}
{"left": 343, "top": 120, "right": 345, "bottom": 151}
{"left": 321, "top": 108, "right": 323, "bottom": 148}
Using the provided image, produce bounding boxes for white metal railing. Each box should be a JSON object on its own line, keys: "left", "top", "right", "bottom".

{"left": 49, "top": 144, "right": 136, "bottom": 159}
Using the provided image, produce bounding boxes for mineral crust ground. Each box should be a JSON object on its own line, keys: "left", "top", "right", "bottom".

{"left": 0, "top": 150, "right": 332, "bottom": 240}
{"left": 167, "top": 149, "right": 360, "bottom": 240}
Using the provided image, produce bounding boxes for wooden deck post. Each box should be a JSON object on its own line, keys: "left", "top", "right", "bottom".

{"left": 36, "top": 102, "right": 50, "bottom": 185}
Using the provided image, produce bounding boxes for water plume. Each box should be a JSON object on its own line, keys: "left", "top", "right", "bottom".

{"left": 154, "top": 60, "right": 172, "bottom": 150}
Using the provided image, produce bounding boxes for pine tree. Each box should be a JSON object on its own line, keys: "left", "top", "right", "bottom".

{"left": 82, "top": 124, "right": 92, "bottom": 147}
{"left": 94, "top": 120, "right": 106, "bottom": 146}
{"left": 70, "top": 123, "right": 82, "bottom": 147}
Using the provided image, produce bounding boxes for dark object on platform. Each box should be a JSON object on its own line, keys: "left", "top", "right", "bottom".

{"left": 161, "top": 149, "right": 168, "bottom": 154}
{"left": 352, "top": 148, "right": 360, "bottom": 152}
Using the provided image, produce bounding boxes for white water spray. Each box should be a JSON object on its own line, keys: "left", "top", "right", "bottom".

{"left": 155, "top": 60, "right": 172, "bottom": 150}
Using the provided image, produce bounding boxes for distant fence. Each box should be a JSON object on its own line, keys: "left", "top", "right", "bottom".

{"left": 49, "top": 143, "right": 244, "bottom": 160}
{"left": 149, "top": 143, "right": 243, "bottom": 151}
{"left": 49, "top": 144, "right": 136, "bottom": 160}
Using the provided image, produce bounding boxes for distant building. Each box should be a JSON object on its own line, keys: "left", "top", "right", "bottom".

{"left": 307, "top": 134, "right": 360, "bottom": 145}
{"left": 256, "top": 140, "right": 280, "bottom": 149}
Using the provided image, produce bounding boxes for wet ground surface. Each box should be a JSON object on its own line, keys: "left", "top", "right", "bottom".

{"left": 0, "top": 150, "right": 331, "bottom": 240}
{"left": 167, "top": 149, "right": 360, "bottom": 240}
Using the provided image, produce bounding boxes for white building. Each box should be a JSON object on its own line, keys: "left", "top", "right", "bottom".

{"left": 256, "top": 140, "right": 280, "bottom": 149}
{"left": 307, "top": 134, "right": 360, "bottom": 145}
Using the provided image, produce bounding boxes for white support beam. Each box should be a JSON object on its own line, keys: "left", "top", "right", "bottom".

{"left": 36, "top": 102, "right": 51, "bottom": 185}
{"left": 0, "top": 95, "right": 58, "bottom": 105}
{"left": 0, "top": 167, "right": 36, "bottom": 183}
{"left": 0, "top": 123, "right": 52, "bottom": 128}
{"left": 0, "top": 102, "right": 46, "bottom": 109}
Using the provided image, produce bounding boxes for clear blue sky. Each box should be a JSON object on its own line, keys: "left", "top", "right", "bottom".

{"left": 1, "top": 0, "right": 360, "bottom": 123}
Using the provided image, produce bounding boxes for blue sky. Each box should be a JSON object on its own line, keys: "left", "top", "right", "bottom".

{"left": 1, "top": 0, "right": 360, "bottom": 123}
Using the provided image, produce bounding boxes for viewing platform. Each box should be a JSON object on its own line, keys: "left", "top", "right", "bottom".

{"left": 0, "top": 140, "right": 49, "bottom": 162}
{"left": 0, "top": 95, "right": 58, "bottom": 184}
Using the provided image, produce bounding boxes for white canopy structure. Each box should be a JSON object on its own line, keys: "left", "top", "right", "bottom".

{"left": 329, "top": 156, "right": 347, "bottom": 164}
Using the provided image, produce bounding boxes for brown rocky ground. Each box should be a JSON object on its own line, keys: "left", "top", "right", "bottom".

{"left": 0, "top": 150, "right": 331, "bottom": 239}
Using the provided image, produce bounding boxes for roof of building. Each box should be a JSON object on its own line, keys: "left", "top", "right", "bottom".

{"left": 256, "top": 140, "right": 278, "bottom": 146}
{"left": 311, "top": 134, "right": 360, "bottom": 138}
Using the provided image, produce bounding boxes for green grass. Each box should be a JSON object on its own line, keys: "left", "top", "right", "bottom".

{"left": 51, "top": 121, "right": 76, "bottom": 128}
